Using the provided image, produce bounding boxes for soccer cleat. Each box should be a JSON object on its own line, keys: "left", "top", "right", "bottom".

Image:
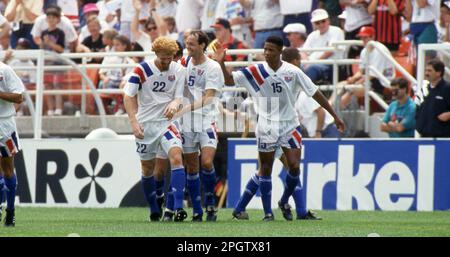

{"left": 149, "top": 212, "right": 161, "bottom": 222}
{"left": 278, "top": 201, "right": 293, "bottom": 221}
{"left": 156, "top": 196, "right": 164, "bottom": 213}
{"left": 192, "top": 213, "right": 203, "bottom": 222}
{"left": 174, "top": 208, "right": 187, "bottom": 222}
{"left": 206, "top": 206, "right": 218, "bottom": 222}
{"left": 162, "top": 210, "right": 174, "bottom": 222}
{"left": 4, "top": 209, "right": 15, "bottom": 227}
{"left": 262, "top": 213, "right": 274, "bottom": 221}
{"left": 232, "top": 210, "right": 249, "bottom": 220}
{"left": 297, "top": 210, "right": 322, "bottom": 220}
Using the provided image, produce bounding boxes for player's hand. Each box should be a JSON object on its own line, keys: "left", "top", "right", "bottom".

{"left": 334, "top": 117, "right": 345, "bottom": 133}
{"left": 163, "top": 101, "right": 179, "bottom": 120}
{"left": 133, "top": 0, "right": 142, "bottom": 11}
{"left": 131, "top": 120, "right": 144, "bottom": 139}
{"left": 211, "top": 40, "right": 227, "bottom": 63}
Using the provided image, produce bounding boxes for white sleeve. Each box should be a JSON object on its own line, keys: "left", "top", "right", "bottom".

{"left": 295, "top": 68, "right": 318, "bottom": 97}
{"left": 61, "top": 17, "right": 78, "bottom": 44}
{"left": 31, "top": 16, "right": 46, "bottom": 39}
{"left": 231, "top": 70, "right": 246, "bottom": 88}
{"left": 123, "top": 64, "right": 144, "bottom": 97}
{"left": 4, "top": 66, "right": 25, "bottom": 94}
{"left": 205, "top": 62, "right": 224, "bottom": 92}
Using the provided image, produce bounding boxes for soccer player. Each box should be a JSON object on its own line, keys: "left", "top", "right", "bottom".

{"left": 176, "top": 30, "right": 224, "bottom": 222}
{"left": 213, "top": 36, "right": 344, "bottom": 221}
{"left": 0, "top": 61, "right": 25, "bottom": 227}
{"left": 124, "top": 37, "right": 187, "bottom": 222}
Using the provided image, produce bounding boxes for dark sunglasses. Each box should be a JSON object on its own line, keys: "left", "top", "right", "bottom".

{"left": 147, "top": 26, "right": 157, "bottom": 31}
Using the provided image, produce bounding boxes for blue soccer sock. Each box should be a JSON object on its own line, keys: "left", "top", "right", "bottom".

{"left": 4, "top": 174, "right": 17, "bottom": 211}
{"left": 234, "top": 174, "right": 260, "bottom": 213}
{"left": 141, "top": 175, "right": 159, "bottom": 214}
{"left": 292, "top": 180, "right": 307, "bottom": 218}
{"left": 165, "top": 183, "right": 175, "bottom": 212}
{"left": 187, "top": 173, "right": 203, "bottom": 215}
{"left": 259, "top": 176, "right": 273, "bottom": 215}
{"left": 201, "top": 168, "right": 216, "bottom": 207}
{"left": 155, "top": 178, "right": 165, "bottom": 198}
{"left": 170, "top": 167, "right": 186, "bottom": 210}
{"left": 280, "top": 172, "right": 300, "bottom": 205}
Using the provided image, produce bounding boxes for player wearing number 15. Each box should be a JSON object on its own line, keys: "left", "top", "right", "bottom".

{"left": 213, "top": 36, "right": 344, "bottom": 221}
{"left": 124, "top": 37, "right": 187, "bottom": 222}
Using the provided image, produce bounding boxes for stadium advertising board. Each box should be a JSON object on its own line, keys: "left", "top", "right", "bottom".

{"left": 227, "top": 139, "right": 450, "bottom": 211}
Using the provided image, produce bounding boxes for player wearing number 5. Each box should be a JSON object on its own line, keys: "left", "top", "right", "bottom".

{"left": 124, "top": 37, "right": 187, "bottom": 222}
{"left": 213, "top": 36, "right": 344, "bottom": 221}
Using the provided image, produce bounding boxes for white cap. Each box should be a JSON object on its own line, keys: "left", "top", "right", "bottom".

{"left": 311, "top": 9, "right": 329, "bottom": 23}
{"left": 283, "top": 23, "right": 307, "bottom": 34}
{"left": 338, "top": 10, "right": 346, "bottom": 20}
{"left": 445, "top": 1, "right": 450, "bottom": 9}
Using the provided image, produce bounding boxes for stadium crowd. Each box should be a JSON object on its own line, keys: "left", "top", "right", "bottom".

{"left": 0, "top": 0, "right": 448, "bottom": 138}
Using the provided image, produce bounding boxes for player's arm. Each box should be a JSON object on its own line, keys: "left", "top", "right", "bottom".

{"left": 0, "top": 91, "right": 23, "bottom": 104}
{"left": 123, "top": 70, "right": 144, "bottom": 139}
{"left": 177, "top": 89, "right": 216, "bottom": 116}
{"left": 211, "top": 40, "right": 235, "bottom": 86}
{"left": 312, "top": 90, "right": 345, "bottom": 132}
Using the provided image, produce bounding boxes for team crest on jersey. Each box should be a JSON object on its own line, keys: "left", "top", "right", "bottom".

{"left": 168, "top": 75, "right": 175, "bottom": 81}
{"left": 197, "top": 69, "right": 205, "bottom": 76}
{"left": 284, "top": 76, "right": 293, "bottom": 82}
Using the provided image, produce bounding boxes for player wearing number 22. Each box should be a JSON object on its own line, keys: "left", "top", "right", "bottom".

{"left": 213, "top": 36, "right": 345, "bottom": 221}
{"left": 124, "top": 37, "right": 187, "bottom": 222}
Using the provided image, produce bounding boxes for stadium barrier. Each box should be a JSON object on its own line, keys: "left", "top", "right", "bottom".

{"left": 14, "top": 138, "right": 450, "bottom": 211}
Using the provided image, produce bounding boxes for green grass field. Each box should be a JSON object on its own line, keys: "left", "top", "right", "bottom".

{"left": 1, "top": 208, "right": 450, "bottom": 237}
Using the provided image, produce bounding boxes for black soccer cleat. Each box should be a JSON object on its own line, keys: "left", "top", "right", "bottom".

{"left": 174, "top": 208, "right": 187, "bottom": 222}
{"left": 262, "top": 213, "right": 274, "bottom": 221}
{"left": 232, "top": 210, "right": 249, "bottom": 220}
{"left": 162, "top": 210, "right": 174, "bottom": 222}
{"left": 156, "top": 196, "right": 164, "bottom": 213}
{"left": 206, "top": 206, "right": 218, "bottom": 222}
{"left": 149, "top": 212, "right": 161, "bottom": 222}
{"left": 192, "top": 213, "right": 203, "bottom": 222}
{"left": 297, "top": 210, "right": 322, "bottom": 220}
{"left": 278, "top": 201, "right": 293, "bottom": 221}
{"left": 4, "top": 209, "right": 15, "bottom": 227}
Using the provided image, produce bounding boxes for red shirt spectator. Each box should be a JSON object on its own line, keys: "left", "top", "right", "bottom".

{"left": 368, "top": 0, "right": 405, "bottom": 51}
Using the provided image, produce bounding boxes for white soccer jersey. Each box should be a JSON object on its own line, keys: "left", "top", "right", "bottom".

{"left": 0, "top": 62, "right": 25, "bottom": 118}
{"left": 124, "top": 60, "right": 186, "bottom": 123}
{"left": 232, "top": 61, "right": 318, "bottom": 122}
{"left": 184, "top": 56, "right": 224, "bottom": 118}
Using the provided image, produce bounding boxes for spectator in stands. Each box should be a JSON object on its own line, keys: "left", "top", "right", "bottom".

{"left": 215, "top": 0, "right": 253, "bottom": 48}
{"left": 131, "top": 0, "right": 168, "bottom": 56}
{"left": 79, "top": 3, "right": 110, "bottom": 43}
{"left": 97, "top": 0, "right": 118, "bottom": 29}
{"left": 9, "top": 38, "right": 36, "bottom": 116}
{"left": 4, "top": 0, "right": 42, "bottom": 49}
{"left": 57, "top": 0, "right": 80, "bottom": 29}
{"left": 155, "top": 0, "right": 178, "bottom": 18}
{"left": 210, "top": 18, "right": 248, "bottom": 63}
{"left": 368, "top": 0, "right": 406, "bottom": 52}
{"left": 163, "top": 16, "right": 179, "bottom": 41}
{"left": 319, "top": 0, "right": 343, "bottom": 26}
{"left": 102, "top": 29, "right": 118, "bottom": 52}
{"left": 175, "top": 0, "right": 203, "bottom": 41}
{"left": 107, "top": 0, "right": 147, "bottom": 42}
{"left": 380, "top": 77, "right": 416, "bottom": 137}
{"left": 279, "top": 0, "right": 318, "bottom": 35}
{"left": 439, "top": 1, "right": 450, "bottom": 43}
{"left": 340, "top": 0, "right": 372, "bottom": 59}
{"left": 81, "top": 16, "right": 107, "bottom": 63}
{"left": 0, "top": 14, "right": 11, "bottom": 60}
{"left": 338, "top": 26, "right": 395, "bottom": 110}
{"left": 282, "top": 47, "right": 340, "bottom": 138}
{"left": 283, "top": 23, "right": 307, "bottom": 49}
{"left": 416, "top": 59, "right": 450, "bottom": 137}
{"left": 40, "top": 6, "right": 66, "bottom": 116}
{"left": 31, "top": 5, "right": 79, "bottom": 52}
{"left": 201, "top": 0, "right": 220, "bottom": 31}
{"left": 98, "top": 35, "right": 134, "bottom": 115}
{"left": 405, "top": 0, "right": 439, "bottom": 46}
{"left": 240, "top": 0, "right": 283, "bottom": 49}
{"left": 302, "top": 9, "right": 345, "bottom": 83}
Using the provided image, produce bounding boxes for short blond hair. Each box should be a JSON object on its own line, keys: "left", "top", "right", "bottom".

{"left": 152, "top": 37, "right": 179, "bottom": 56}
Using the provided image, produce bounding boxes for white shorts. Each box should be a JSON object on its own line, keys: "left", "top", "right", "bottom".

{"left": 182, "top": 121, "right": 219, "bottom": 154}
{"left": 0, "top": 117, "right": 20, "bottom": 158}
{"left": 135, "top": 120, "right": 183, "bottom": 161}
{"left": 256, "top": 119, "right": 303, "bottom": 152}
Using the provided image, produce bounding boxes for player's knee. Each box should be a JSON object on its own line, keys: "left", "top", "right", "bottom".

{"left": 1, "top": 158, "right": 15, "bottom": 178}
{"left": 200, "top": 159, "right": 214, "bottom": 171}
{"left": 140, "top": 162, "right": 154, "bottom": 177}
{"left": 169, "top": 154, "right": 183, "bottom": 169}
